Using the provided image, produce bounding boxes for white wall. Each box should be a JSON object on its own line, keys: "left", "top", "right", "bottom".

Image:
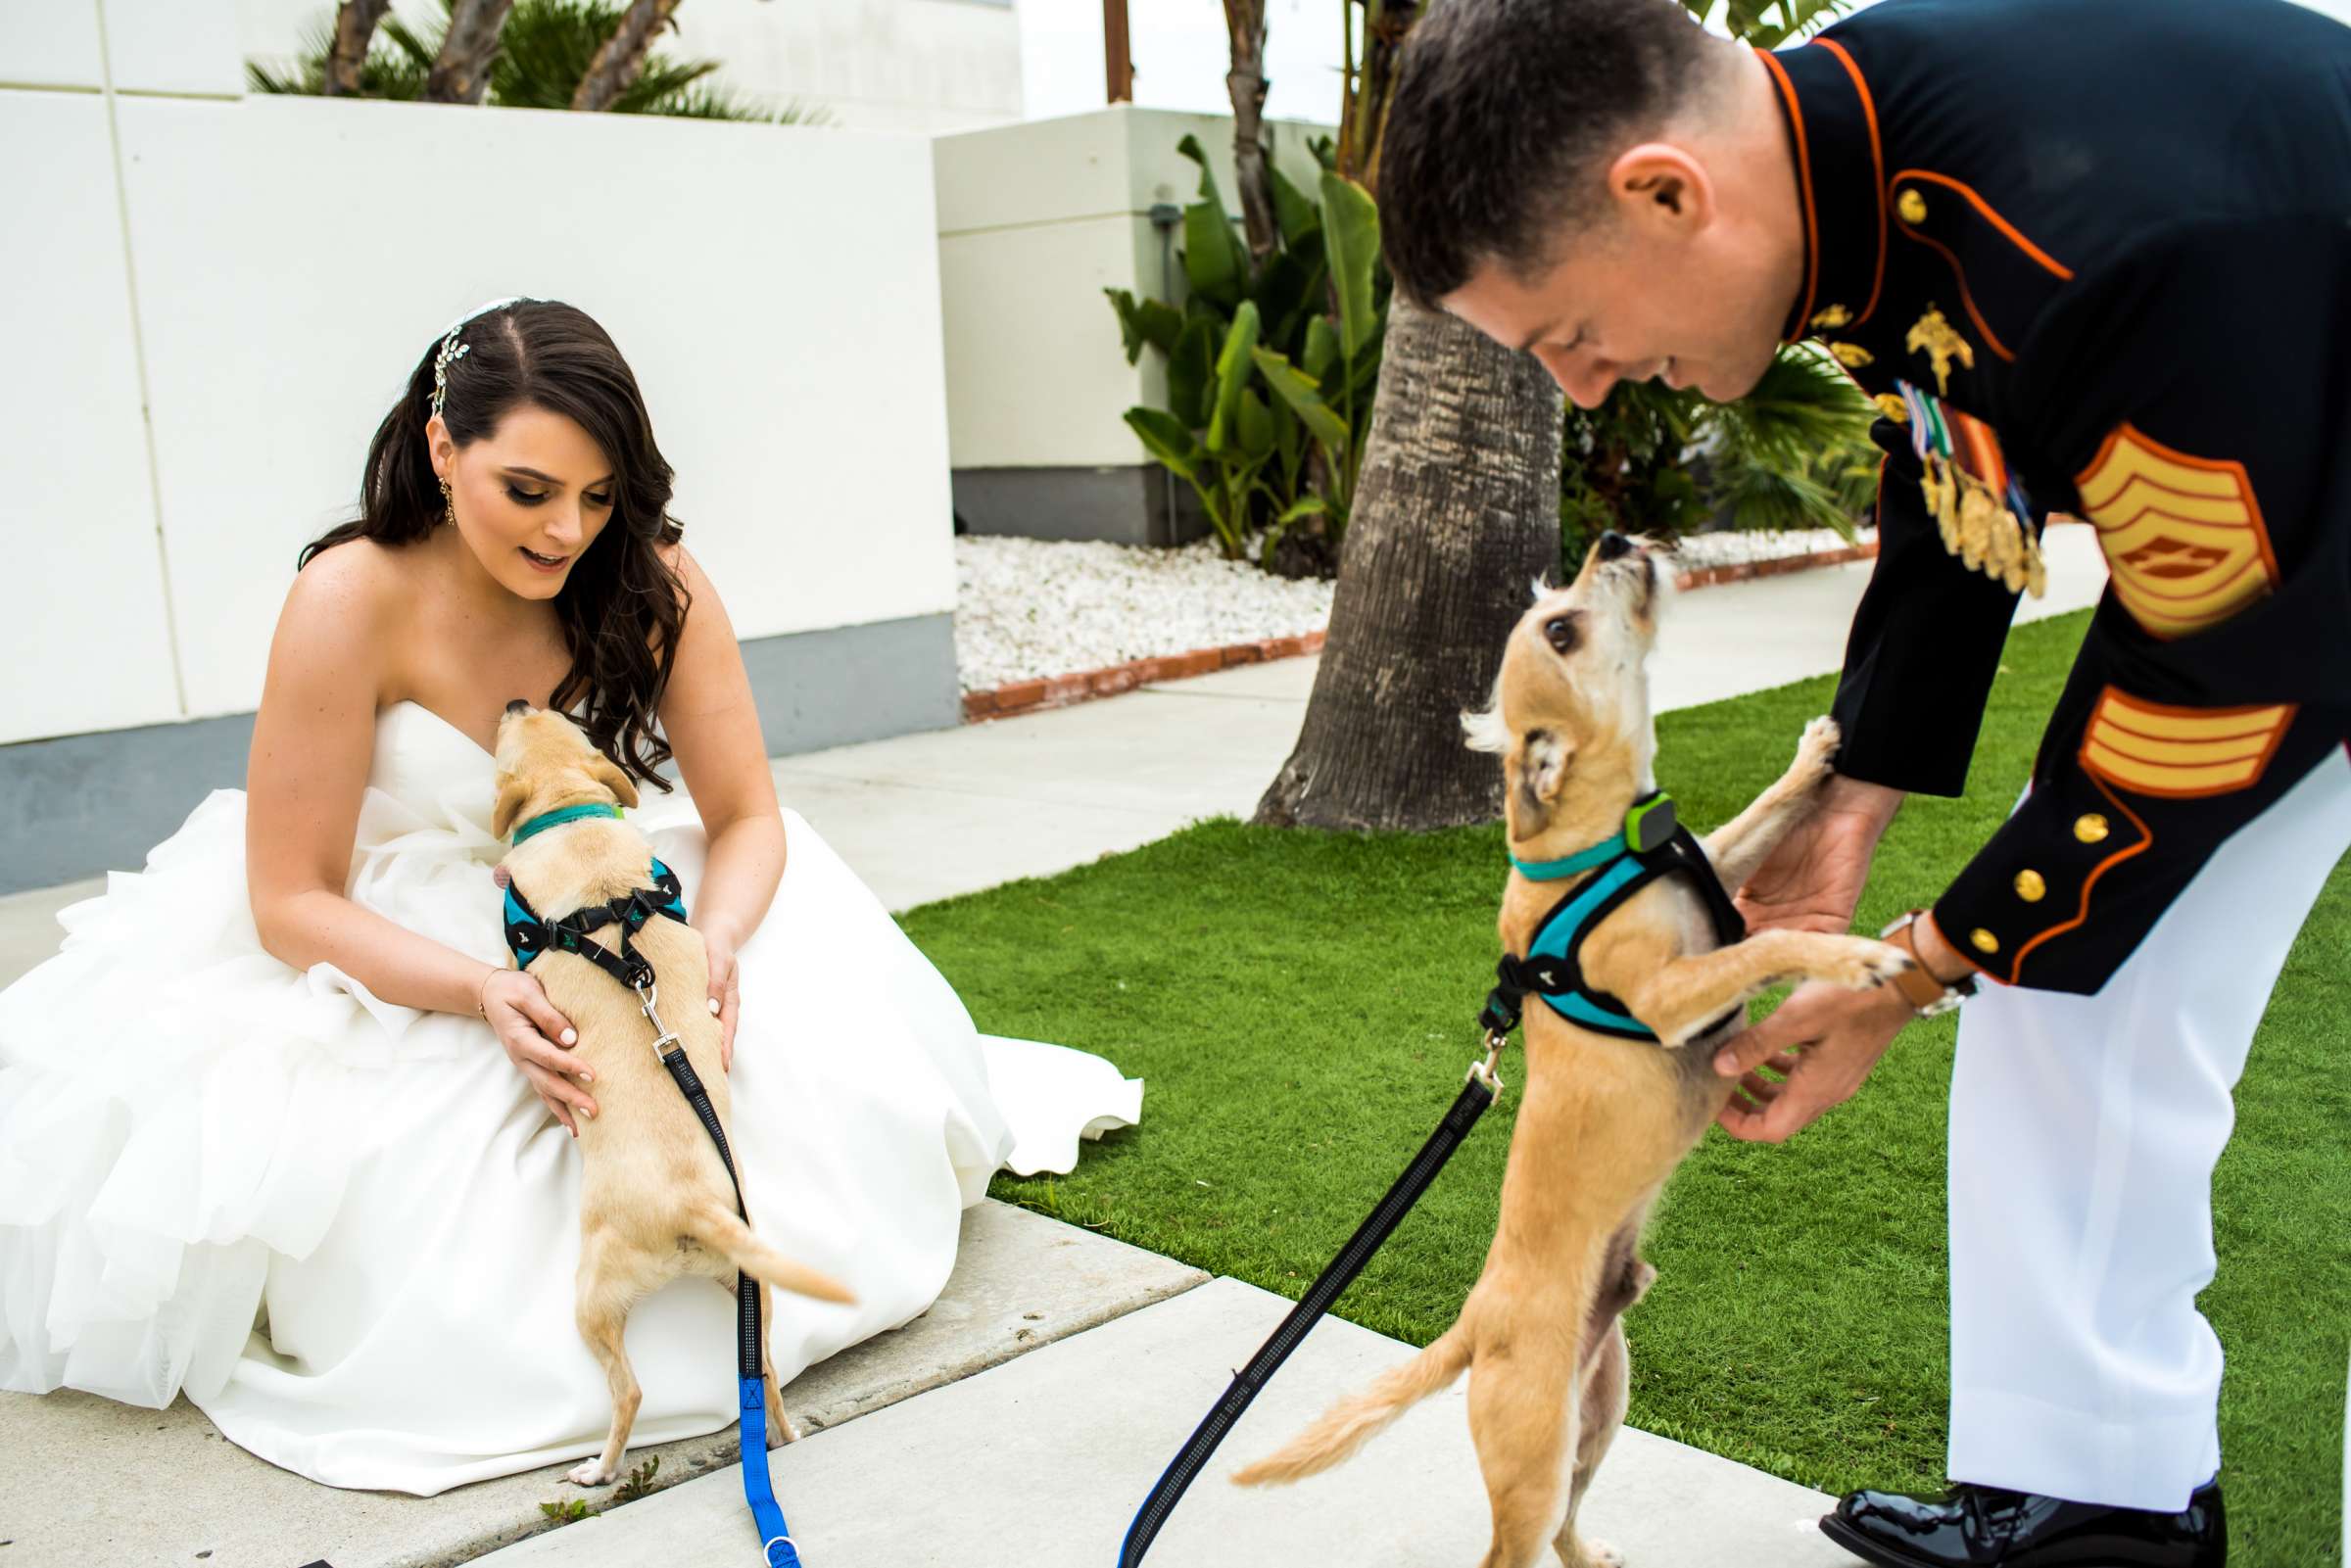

{"left": 235, "top": 0, "right": 1022, "bottom": 136}
{"left": 935, "top": 105, "right": 1333, "bottom": 472}
{"left": 4, "top": 0, "right": 957, "bottom": 746}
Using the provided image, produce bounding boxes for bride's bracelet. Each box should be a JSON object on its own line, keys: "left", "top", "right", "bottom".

{"left": 475, "top": 966, "right": 501, "bottom": 1021}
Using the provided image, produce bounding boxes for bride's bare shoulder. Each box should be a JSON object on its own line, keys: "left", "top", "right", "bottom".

{"left": 270, "top": 538, "right": 411, "bottom": 676}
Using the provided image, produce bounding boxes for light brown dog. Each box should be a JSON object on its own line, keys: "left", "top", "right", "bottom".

{"left": 1230, "top": 537, "right": 1912, "bottom": 1566}
{"left": 491, "top": 705, "right": 853, "bottom": 1490}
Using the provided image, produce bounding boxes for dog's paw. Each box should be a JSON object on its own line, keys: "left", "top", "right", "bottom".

{"left": 767, "top": 1411, "right": 799, "bottom": 1449}
{"left": 1792, "top": 716, "right": 1842, "bottom": 784}
{"left": 566, "top": 1457, "right": 617, "bottom": 1487}
{"left": 1813, "top": 934, "right": 1915, "bottom": 991}
{"left": 1581, "top": 1540, "right": 1626, "bottom": 1568}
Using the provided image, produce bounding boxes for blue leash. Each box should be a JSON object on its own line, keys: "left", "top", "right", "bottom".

{"left": 504, "top": 812, "right": 802, "bottom": 1562}
{"left": 648, "top": 1000, "right": 802, "bottom": 1566}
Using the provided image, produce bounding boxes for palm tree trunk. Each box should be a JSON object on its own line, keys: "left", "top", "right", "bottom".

{"left": 1223, "top": 0, "right": 1277, "bottom": 261}
{"left": 322, "top": 0, "right": 392, "bottom": 97}
{"left": 1254, "top": 296, "right": 1563, "bottom": 830}
{"left": 572, "top": 0, "right": 687, "bottom": 113}
{"left": 424, "top": 0, "right": 515, "bottom": 104}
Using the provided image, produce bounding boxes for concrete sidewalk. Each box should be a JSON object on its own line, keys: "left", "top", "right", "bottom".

{"left": 475, "top": 1278, "right": 1856, "bottom": 1568}
{"left": 0, "top": 535, "right": 2109, "bottom": 1566}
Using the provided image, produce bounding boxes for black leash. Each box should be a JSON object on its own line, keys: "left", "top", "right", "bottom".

{"left": 1116, "top": 1036, "right": 1508, "bottom": 1566}
{"left": 1116, "top": 803, "right": 1745, "bottom": 1563}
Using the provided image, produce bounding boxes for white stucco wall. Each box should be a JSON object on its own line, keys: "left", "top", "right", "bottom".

{"left": 3, "top": 0, "right": 957, "bottom": 746}
{"left": 934, "top": 105, "right": 1336, "bottom": 472}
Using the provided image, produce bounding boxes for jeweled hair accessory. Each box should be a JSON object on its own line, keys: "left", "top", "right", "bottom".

{"left": 425, "top": 296, "right": 523, "bottom": 422}
{"left": 429, "top": 328, "right": 470, "bottom": 421}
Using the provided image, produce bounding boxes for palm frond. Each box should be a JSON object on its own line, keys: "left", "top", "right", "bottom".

{"left": 1706, "top": 453, "right": 1857, "bottom": 537}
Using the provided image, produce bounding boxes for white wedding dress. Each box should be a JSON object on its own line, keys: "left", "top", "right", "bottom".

{"left": 0, "top": 701, "right": 1140, "bottom": 1494}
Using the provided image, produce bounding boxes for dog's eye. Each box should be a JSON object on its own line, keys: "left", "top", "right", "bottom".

{"left": 1545, "top": 615, "right": 1580, "bottom": 653}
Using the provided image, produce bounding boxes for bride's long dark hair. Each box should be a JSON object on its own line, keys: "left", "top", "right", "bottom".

{"left": 301, "top": 300, "right": 688, "bottom": 789}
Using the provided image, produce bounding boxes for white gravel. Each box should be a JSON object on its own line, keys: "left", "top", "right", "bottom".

{"left": 1668, "top": 524, "right": 1876, "bottom": 568}
{"left": 953, "top": 537, "right": 1333, "bottom": 692}
{"left": 951, "top": 527, "right": 1877, "bottom": 692}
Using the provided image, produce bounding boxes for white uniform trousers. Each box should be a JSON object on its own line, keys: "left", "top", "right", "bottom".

{"left": 1945, "top": 745, "right": 2351, "bottom": 1510}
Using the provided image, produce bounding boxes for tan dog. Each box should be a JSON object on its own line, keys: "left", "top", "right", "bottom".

{"left": 1230, "top": 537, "right": 1913, "bottom": 1567}
{"left": 491, "top": 705, "right": 853, "bottom": 1490}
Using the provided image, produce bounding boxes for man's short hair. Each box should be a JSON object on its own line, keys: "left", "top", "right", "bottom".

{"left": 1379, "top": 0, "right": 1714, "bottom": 305}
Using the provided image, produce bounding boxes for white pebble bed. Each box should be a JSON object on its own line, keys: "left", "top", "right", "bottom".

{"left": 952, "top": 527, "right": 1877, "bottom": 692}
{"left": 1667, "top": 523, "right": 1876, "bottom": 568}
{"left": 953, "top": 537, "right": 1333, "bottom": 692}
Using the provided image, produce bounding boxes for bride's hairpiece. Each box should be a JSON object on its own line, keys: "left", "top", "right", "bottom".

{"left": 429, "top": 328, "right": 469, "bottom": 421}
{"left": 426, "top": 296, "right": 523, "bottom": 423}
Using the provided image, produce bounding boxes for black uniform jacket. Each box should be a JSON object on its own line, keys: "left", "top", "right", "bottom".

{"left": 1766, "top": 0, "right": 2351, "bottom": 992}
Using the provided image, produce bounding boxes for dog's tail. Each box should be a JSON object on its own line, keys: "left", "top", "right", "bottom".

{"left": 689, "top": 1204, "right": 856, "bottom": 1307}
{"left": 1228, "top": 1325, "right": 1472, "bottom": 1488}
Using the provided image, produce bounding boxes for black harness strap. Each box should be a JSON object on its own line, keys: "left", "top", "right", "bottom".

{"left": 504, "top": 861, "right": 689, "bottom": 991}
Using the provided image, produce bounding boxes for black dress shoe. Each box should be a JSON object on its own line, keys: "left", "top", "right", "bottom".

{"left": 1819, "top": 1480, "right": 2226, "bottom": 1567}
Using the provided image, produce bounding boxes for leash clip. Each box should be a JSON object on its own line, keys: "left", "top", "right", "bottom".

{"left": 1467, "top": 1027, "right": 1510, "bottom": 1096}
{"left": 632, "top": 979, "right": 681, "bottom": 1058}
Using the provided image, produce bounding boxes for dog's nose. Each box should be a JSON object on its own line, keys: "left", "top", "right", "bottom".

{"left": 1596, "top": 531, "right": 1635, "bottom": 562}
{"left": 504, "top": 699, "right": 532, "bottom": 717}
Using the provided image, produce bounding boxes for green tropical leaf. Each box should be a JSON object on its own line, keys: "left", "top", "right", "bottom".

{"left": 1238, "top": 388, "right": 1277, "bottom": 459}
{"left": 1207, "top": 302, "right": 1263, "bottom": 453}
{"left": 1252, "top": 347, "right": 1351, "bottom": 453}
{"left": 1319, "top": 170, "right": 1382, "bottom": 359}
{"left": 1168, "top": 318, "right": 1218, "bottom": 431}
{"left": 1302, "top": 314, "right": 1341, "bottom": 386}
{"left": 1126, "top": 407, "right": 1201, "bottom": 482}
{"left": 1178, "top": 134, "right": 1251, "bottom": 307}
{"left": 1269, "top": 165, "right": 1319, "bottom": 247}
{"left": 1106, "top": 288, "right": 1185, "bottom": 364}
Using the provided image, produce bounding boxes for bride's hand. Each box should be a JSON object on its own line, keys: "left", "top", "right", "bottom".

{"left": 480, "top": 969, "right": 598, "bottom": 1136}
{"left": 700, "top": 925, "right": 743, "bottom": 1073}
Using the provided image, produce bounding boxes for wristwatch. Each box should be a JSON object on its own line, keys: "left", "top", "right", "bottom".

{"left": 1879, "top": 909, "right": 1979, "bottom": 1018}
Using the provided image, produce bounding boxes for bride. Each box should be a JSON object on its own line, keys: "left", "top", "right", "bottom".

{"left": 0, "top": 297, "right": 1139, "bottom": 1495}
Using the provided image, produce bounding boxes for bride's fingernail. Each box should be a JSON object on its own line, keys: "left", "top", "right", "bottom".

{"left": 560, "top": 1028, "right": 577, "bottom": 1045}
{"left": 708, "top": 998, "right": 721, "bottom": 1016}
{"left": 581, "top": 1069, "right": 594, "bottom": 1082}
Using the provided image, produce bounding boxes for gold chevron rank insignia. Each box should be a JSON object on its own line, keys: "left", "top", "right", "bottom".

{"left": 2076, "top": 424, "right": 2278, "bottom": 637}
{"left": 2079, "top": 688, "right": 2295, "bottom": 798}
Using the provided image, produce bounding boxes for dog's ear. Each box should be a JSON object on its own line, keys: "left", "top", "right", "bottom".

{"left": 491, "top": 774, "right": 531, "bottom": 840}
{"left": 588, "top": 752, "right": 642, "bottom": 810}
{"left": 1505, "top": 729, "right": 1573, "bottom": 838}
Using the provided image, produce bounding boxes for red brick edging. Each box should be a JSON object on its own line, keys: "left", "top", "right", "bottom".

{"left": 963, "top": 631, "right": 1327, "bottom": 722}
{"left": 959, "top": 542, "right": 1877, "bottom": 724}
{"left": 1672, "top": 540, "right": 1878, "bottom": 591}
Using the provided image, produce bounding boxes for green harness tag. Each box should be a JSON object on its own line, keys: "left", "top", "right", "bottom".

{"left": 1624, "top": 793, "right": 1677, "bottom": 854}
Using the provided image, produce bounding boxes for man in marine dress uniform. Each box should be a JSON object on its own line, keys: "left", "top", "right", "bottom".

{"left": 1376, "top": 0, "right": 2351, "bottom": 1562}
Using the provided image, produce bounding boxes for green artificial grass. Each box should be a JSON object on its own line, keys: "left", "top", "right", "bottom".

{"left": 901, "top": 610, "right": 2349, "bottom": 1564}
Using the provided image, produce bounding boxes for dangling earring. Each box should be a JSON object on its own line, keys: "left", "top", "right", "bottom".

{"left": 440, "top": 476, "right": 456, "bottom": 528}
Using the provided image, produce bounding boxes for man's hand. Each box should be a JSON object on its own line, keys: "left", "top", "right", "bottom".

{"left": 1714, "top": 980, "right": 1914, "bottom": 1141}
{"left": 1731, "top": 775, "right": 1904, "bottom": 936}
{"left": 1712, "top": 775, "right": 1909, "bottom": 1140}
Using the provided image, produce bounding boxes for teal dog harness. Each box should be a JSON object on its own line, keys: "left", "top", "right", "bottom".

{"left": 1481, "top": 792, "right": 1748, "bottom": 1043}
{"left": 500, "top": 804, "right": 690, "bottom": 989}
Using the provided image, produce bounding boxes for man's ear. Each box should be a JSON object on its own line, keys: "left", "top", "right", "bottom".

{"left": 492, "top": 775, "right": 530, "bottom": 840}
{"left": 1506, "top": 728, "right": 1573, "bottom": 839}
{"left": 588, "top": 753, "right": 642, "bottom": 810}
